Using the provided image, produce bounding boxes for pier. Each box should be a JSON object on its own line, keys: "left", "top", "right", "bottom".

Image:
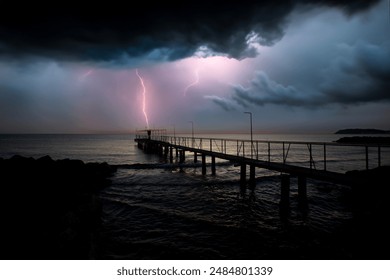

{"left": 135, "top": 130, "right": 390, "bottom": 206}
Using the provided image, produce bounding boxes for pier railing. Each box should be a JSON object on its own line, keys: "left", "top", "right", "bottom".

{"left": 135, "top": 134, "right": 390, "bottom": 173}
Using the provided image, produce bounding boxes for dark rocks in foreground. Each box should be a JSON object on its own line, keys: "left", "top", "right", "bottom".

{"left": 335, "top": 136, "right": 390, "bottom": 144}
{"left": 0, "top": 155, "right": 116, "bottom": 260}
{"left": 342, "top": 166, "right": 390, "bottom": 258}
{"left": 346, "top": 166, "right": 390, "bottom": 208}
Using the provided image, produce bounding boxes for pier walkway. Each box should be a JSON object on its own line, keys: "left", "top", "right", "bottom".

{"left": 135, "top": 132, "right": 390, "bottom": 205}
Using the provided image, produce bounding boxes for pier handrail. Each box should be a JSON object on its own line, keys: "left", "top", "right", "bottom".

{"left": 135, "top": 134, "right": 389, "bottom": 172}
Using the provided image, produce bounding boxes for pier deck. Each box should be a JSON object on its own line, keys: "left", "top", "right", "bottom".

{"left": 145, "top": 139, "right": 355, "bottom": 186}
{"left": 134, "top": 133, "right": 390, "bottom": 204}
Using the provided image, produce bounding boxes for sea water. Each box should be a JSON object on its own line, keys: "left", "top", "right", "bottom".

{"left": 0, "top": 133, "right": 388, "bottom": 259}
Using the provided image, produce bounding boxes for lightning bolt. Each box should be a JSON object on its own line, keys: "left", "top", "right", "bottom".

{"left": 79, "top": 69, "right": 93, "bottom": 81}
{"left": 136, "top": 69, "right": 150, "bottom": 128}
{"left": 183, "top": 68, "right": 199, "bottom": 96}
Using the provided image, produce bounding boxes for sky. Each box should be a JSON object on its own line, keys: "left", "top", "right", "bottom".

{"left": 0, "top": 0, "right": 389, "bottom": 134}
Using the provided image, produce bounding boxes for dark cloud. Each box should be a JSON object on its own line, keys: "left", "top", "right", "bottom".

{"left": 297, "top": 0, "right": 381, "bottom": 14}
{"left": 321, "top": 41, "right": 390, "bottom": 105}
{"left": 212, "top": 40, "right": 390, "bottom": 111}
{"left": 0, "top": 0, "right": 380, "bottom": 63}
{"left": 229, "top": 71, "right": 322, "bottom": 108}
{"left": 204, "top": 95, "right": 238, "bottom": 111}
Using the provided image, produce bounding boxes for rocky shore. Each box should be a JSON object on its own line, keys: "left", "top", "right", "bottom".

{"left": 0, "top": 155, "right": 116, "bottom": 259}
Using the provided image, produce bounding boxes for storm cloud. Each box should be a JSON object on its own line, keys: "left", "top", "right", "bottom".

{"left": 321, "top": 41, "right": 390, "bottom": 105}
{"left": 206, "top": 2, "right": 390, "bottom": 111}
{"left": 217, "top": 41, "right": 390, "bottom": 109}
{"left": 1, "top": 0, "right": 388, "bottom": 134}
{"left": 0, "top": 0, "right": 380, "bottom": 64}
{"left": 204, "top": 95, "right": 238, "bottom": 111}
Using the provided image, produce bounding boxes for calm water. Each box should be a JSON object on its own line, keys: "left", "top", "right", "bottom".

{"left": 0, "top": 133, "right": 388, "bottom": 259}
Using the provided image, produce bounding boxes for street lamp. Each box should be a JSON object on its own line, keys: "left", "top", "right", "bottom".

{"left": 172, "top": 124, "right": 176, "bottom": 144}
{"left": 189, "top": 121, "right": 194, "bottom": 147}
{"left": 244, "top": 112, "right": 253, "bottom": 158}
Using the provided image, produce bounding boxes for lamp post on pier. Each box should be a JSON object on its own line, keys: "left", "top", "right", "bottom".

{"left": 189, "top": 121, "right": 194, "bottom": 148}
{"left": 172, "top": 124, "right": 176, "bottom": 144}
{"left": 244, "top": 112, "right": 253, "bottom": 158}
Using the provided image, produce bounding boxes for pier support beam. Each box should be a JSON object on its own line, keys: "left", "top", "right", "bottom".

{"left": 280, "top": 174, "right": 290, "bottom": 207}
{"left": 298, "top": 176, "right": 307, "bottom": 202}
{"left": 179, "top": 150, "right": 185, "bottom": 163}
{"left": 158, "top": 144, "right": 163, "bottom": 155}
{"left": 176, "top": 148, "right": 179, "bottom": 157}
{"left": 211, "top": 156, "right": 216, "bottom": 175}
{"left": 202, "top": 154, "right": 206, "bottom": 175}
{"left": 240, "top": 164, "right": 246, "bottom": 190}
{"left": 298, "top": 176, "right": 308, "bottom": 212}
{"left": 249, "top": 165, "right": 256, "bottom": 190}
{"left": 194, "top": 152, "right": 198, "bottom": 163}
{"left": 169, "top": 146, "right": 173, "bottom": 163}
{"left": 164, "top": 145, "right": 169, "bottom": 158}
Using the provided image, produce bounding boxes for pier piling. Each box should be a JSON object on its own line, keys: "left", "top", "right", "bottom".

{"left": 249, "top": 165, "right": 255, "bottom": 190}
{"left": 169, "top": 146, "right": 173, "bottom": 163}
{"left": 240, "top": 164, "right": 246, "bottom": 190}
{"left": 202, "top": 154, "right": 206, "bottom": 175}
{"left": 298, "top": 176, "right": 307, "bottom": 202}
{"left": 211, "top": 156, "right": 216, "bottom": 175}
{"left": 164, "top": 145, "right": 168, "bottom": 158}
{"left": 298, "top": 175, "right": 308, "bottom": 212}
{"left": 179, "top": 150, "right": 185, "bottom": 163}
{"left": 280, "top": 174, "right": 290, "bottom": 207}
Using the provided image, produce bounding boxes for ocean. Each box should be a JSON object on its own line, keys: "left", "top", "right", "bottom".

{"left": 1, "top": 133, "right": 389, "bottom": 259}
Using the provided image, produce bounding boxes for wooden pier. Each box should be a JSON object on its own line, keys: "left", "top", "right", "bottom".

{"left": 135, "top": 131, "right": 390, "bottom": 207}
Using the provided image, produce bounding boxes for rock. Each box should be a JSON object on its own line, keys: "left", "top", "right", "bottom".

{"left": 0, "top": 155, "right": 116, "bottom": 259}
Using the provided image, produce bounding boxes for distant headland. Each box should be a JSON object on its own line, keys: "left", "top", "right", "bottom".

{"left": 335, "top": 128, "right": 390, "bottom": 134}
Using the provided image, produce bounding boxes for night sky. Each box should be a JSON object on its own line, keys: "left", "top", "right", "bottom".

{"left": 0, "top": 0, "right": 389, "bottom": 134}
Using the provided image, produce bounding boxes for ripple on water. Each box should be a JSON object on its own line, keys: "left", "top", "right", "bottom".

{"left": 97, "top": 165, "right": 359, "bottom": 259}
